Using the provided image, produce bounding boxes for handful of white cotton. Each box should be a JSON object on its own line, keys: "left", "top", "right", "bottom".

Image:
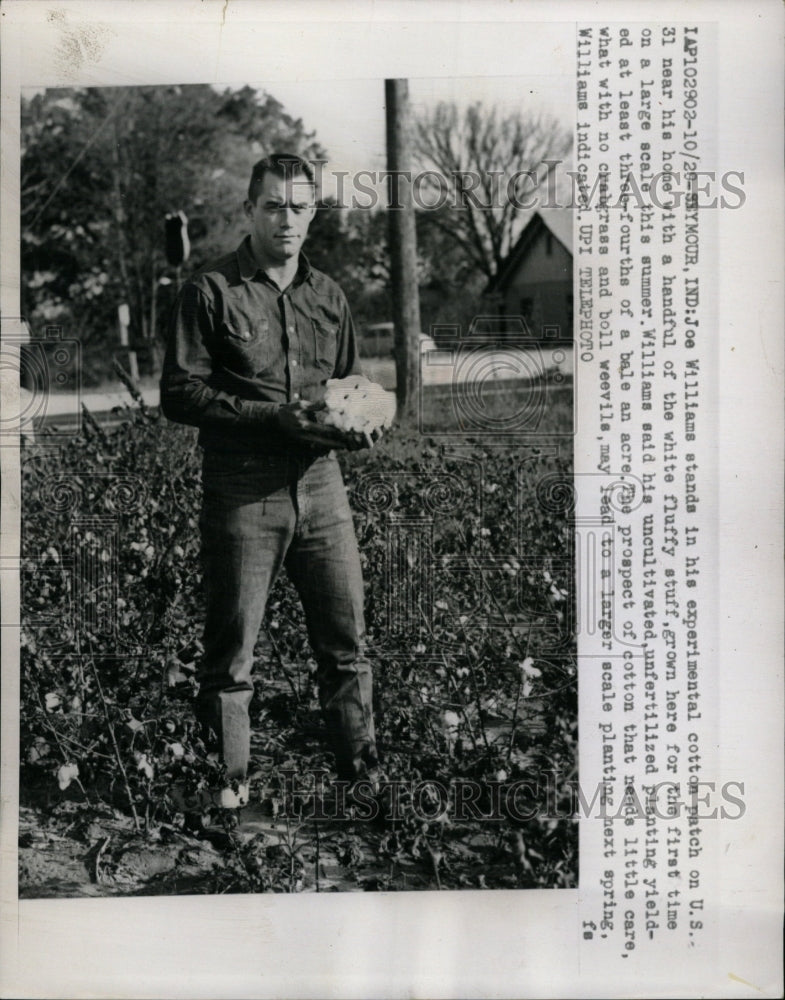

{"left": 318, "top": 375, "right": 396, "bottom": 434}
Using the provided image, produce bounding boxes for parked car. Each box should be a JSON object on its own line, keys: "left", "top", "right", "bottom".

{"left": 361, "top": 322, "right": 436, "bottom": 359}
{"left": 360, "top": 322, "right": 394, "bottom": 358}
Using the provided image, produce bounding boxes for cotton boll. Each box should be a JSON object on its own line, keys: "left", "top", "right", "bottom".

{"left": 322, "top": 376, "right": 396, "bottom": 433}
{"left": 57, "top": 762, "right": 79, "bottom": 790}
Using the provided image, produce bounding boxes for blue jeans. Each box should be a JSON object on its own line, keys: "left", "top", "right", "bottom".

{"left": 197, "top": 449, "right": 377, "bottom": 783}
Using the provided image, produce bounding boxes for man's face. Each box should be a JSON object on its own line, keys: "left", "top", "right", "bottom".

{"left": 244, "top": 170, "right": 316, "bottom": 265}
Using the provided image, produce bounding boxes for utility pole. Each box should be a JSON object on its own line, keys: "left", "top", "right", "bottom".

{"left": 385, "top": 79, "right": 421, "bottom": 419}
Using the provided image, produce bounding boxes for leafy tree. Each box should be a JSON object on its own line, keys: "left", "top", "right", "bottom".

{"left": 309, "top": 201, "right": 486, "bottom": 340}
{"left": 21, "top": 85, "right": 325, "bottom": 383}
{"left": 306, "top": 204, "right": 390, "bottom": 329}
{"left": 412, "top": 101, "right": 573, "bottom": 280}
{"left": 415, "top": 206, "right": 488, "bottom": 338}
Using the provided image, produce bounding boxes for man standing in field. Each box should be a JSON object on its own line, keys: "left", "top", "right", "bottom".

{"left": 160, "top": 153, "right": 379, "bottom": 811}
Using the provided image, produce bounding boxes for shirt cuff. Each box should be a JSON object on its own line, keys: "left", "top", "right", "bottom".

{"left": 235, "top": 399, "right": 280, "bottom": 426}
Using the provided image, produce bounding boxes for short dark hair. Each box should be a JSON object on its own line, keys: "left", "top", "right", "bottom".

{"left": 247, "top": 153, "right": 315, "bottom": 203}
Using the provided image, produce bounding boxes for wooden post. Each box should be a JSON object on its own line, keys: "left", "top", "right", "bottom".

{"left": 385, "top": 78, "right": 421, "bottom": 419}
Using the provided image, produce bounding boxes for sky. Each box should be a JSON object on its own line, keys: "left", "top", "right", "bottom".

{"left": 23, "top": 73, "right": 572, "bottom": 206}
{"left": 18, "top": 12, "right": 575, "bottom": 208}
{"left": 226, "top": 75, "right": 573, "bottom": 202}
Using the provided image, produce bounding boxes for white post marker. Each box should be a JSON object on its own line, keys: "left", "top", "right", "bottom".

{"left": 117, "top": 302, "right": 139, "bottom": 382}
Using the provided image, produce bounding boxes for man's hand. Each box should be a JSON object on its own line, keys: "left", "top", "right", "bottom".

{"left": 325, "top": 425, "right": 385, "bottom": 451}
{"left": 342, "top": 427, "right": 385, "bottom": 451}
{"left": 276, "top": 400, "right": 383, "bottom": 451}
{"left": 276, "top": 399, "right": 340, "bottom": 449}
{"left": 276, "top": 400, "right": 386, "bottom": 451}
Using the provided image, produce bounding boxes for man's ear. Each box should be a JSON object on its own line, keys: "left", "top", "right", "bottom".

{"left": 243, "top": 198, "right": 254, "bottom": 220}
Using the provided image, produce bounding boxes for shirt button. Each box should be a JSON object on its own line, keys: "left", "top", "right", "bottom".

{"left": 293, "top": 392, "right": 300, "bottom": 400}
{"left": 291, "top": 358, "right": 298, "bottom": 367}
{"left": 241, "top": 331, "right": 250, "bottom": 341}
{"left": 288, "top": 325, "right": 294, "bottom": 333}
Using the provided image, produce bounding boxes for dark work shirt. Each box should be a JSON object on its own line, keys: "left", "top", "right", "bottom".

{"left": 160, "top": 235, "right": 363, "bottom": 454}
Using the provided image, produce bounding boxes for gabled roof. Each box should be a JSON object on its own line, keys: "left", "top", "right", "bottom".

{"left": 485, "top": 209, "right": 573, "bottom": 295}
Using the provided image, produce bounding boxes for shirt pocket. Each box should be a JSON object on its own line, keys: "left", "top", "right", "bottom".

{"left": 219, "top": 317, "right": 277, "bottom": 376}
{"left": 312, "top": 318, "right": 338, "bottom": 377}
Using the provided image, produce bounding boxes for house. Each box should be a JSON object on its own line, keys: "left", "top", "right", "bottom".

{"left": 484, "top": 210, "right": 573, "bottom": 342}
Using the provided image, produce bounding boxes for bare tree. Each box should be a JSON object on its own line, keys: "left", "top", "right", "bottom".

{"left": 412, "top": 101, "right": 573, "bottom": 278}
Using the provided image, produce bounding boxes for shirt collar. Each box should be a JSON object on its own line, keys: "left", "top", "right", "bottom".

{"left": 236, "top": 236, "right": 314, "bottom": 287}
